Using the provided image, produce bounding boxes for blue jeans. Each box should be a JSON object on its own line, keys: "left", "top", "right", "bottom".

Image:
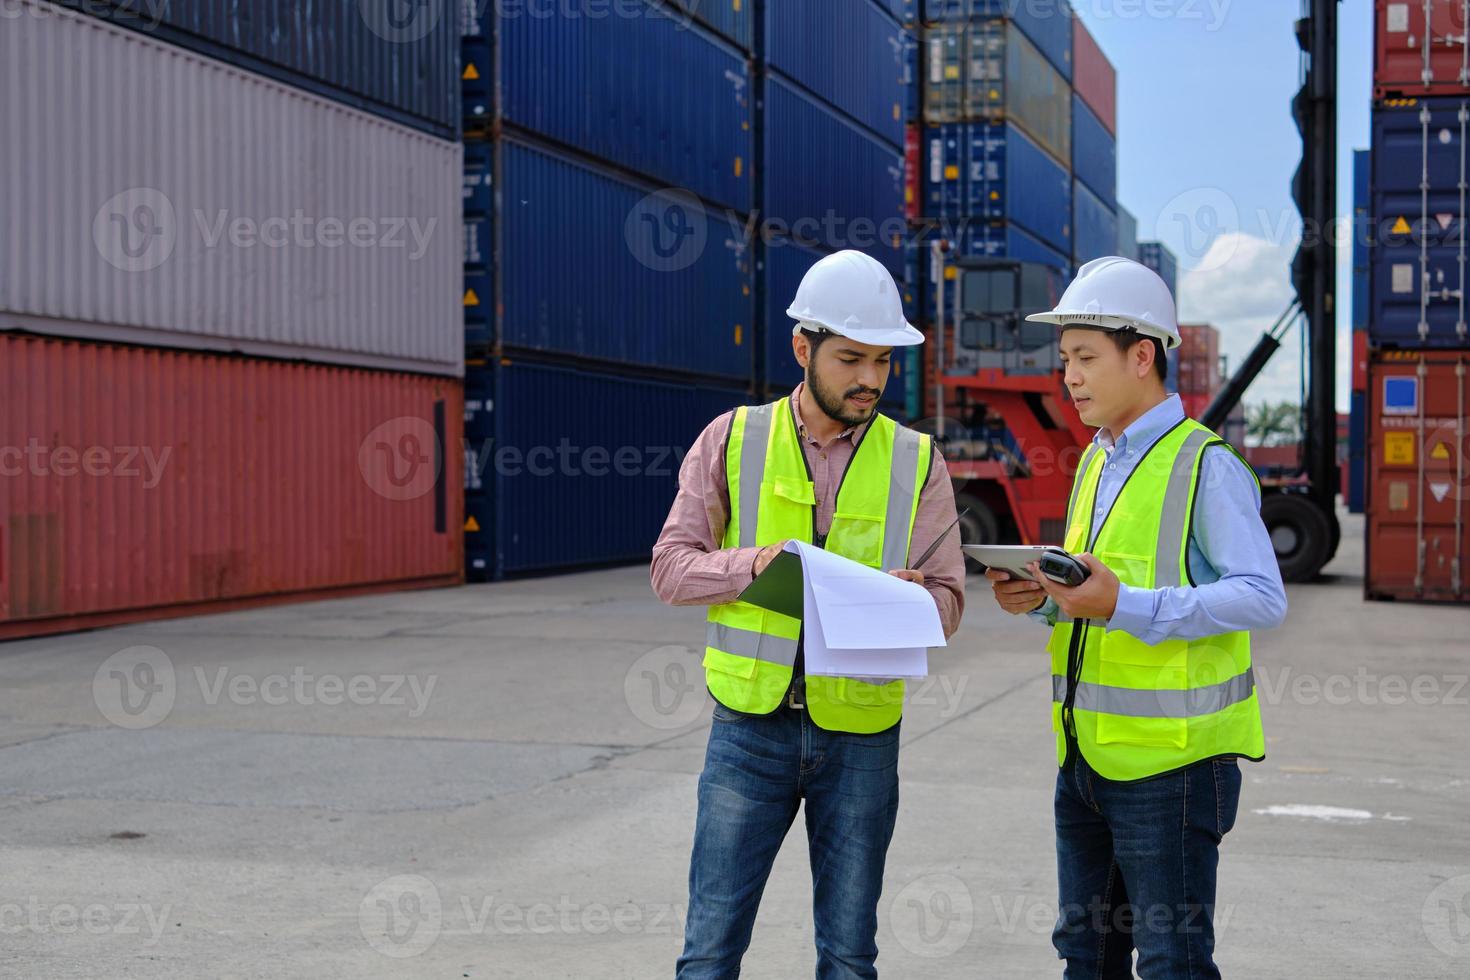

{"left": 676, "top": 702, "right": 901, "bottom": 980}
{"left": 1053, "top": 753, "right": 1243, "bottom": 980}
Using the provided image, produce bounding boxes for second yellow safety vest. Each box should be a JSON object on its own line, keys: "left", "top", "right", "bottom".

{"left": 1046, "top": 418, "right": 1267, "bottom": 781}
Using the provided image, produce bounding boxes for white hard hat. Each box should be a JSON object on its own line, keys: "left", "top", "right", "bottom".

{"left": 787, "top": 250, "right": 924, "bottom": 347}
{"left": 1025, "top": 256, "right": 1182, "bottom": 350}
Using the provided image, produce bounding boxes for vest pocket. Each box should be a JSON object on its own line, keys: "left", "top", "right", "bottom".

{"left": 828, "top": 511, "right": 884, "bottom": 568}
{"left": 702, "top": 647, "right": 757, "bottom": 679}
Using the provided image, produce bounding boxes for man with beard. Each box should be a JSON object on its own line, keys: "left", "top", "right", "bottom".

{"left": 652, "top": 249, "right": 965, "bottom": 979}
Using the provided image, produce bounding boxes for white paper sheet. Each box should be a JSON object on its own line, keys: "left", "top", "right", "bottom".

{"left": 783, "top": 540, "right": 944, "bottom": 680}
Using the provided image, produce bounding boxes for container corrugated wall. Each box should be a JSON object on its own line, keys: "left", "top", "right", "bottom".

{"left": 498, "top": 139, "right": 755, "bottom": 381}
{"left": 1116, "top": 206, "right": 1138, "bottom": 260}
{"left": 1072, "top": 178, "right": 1118, "bottom": 265}
{"left": 1138, "top": 242, "right": 1178, "bottom": 298}
{"left": 2, "top": 4, "right": 463, "bottom": 377}
{"left": 487, "top": 362, "right": 755, "bottom": 576}
{"left": 498, "top": 7, "right": 753, "bottom": 212}
{"left": 765, "top": 76, "right": 907, "bottom": 274}
{"left": 0, "top": 334, "right": 463, "bottom": 639}
{"left": 767, "top": 0, "right": 909, "bottom": 149}
{"left": 924, "top": 123, "right": 1072, "bottom": 254}
{"left": 1072, "top": 93, "right": 1117, "bottom": 209}
{"left": 1071, "top": 14, "right": 1116, "bottom": 135}
{"left": 923, "top": 20, "right": 1072, "bottom": 168}
{"left": 1370, "top": 98, "right": 1470, "bottom": 348}
{"left": 958, "top": 221, "right": 1071, "bottom": 273}
{"left": 667, "top": 0, "right": 754, "bottom": 53}
{"left": 1365, "top": 350, "right": 1469, "bottom": 603}
{"left": 59, "top": 0, "right": 459, "bottom": 139}
{"left": 924, "top": 0, "right": 1072, "bottom": 80}
{"left": 1374, "top": 0, "right": 1470, "bottom": 99}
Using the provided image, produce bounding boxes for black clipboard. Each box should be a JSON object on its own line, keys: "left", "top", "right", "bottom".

{"left": 736, "top": 550, "right": 804, "bottom": 620}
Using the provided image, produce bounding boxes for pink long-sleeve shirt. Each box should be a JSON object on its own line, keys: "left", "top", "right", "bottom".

{"left": 650, "top": 382, "right": 966, "bottom": 639}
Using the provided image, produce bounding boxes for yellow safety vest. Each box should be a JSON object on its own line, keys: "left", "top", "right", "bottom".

{"left": 1046, "top": 418, "right": 1267, "bottom": 781}
{"left": 704, "top": 396, "right": 932, "bottom": 734}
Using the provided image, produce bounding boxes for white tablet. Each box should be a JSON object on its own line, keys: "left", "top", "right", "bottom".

{"left": 961, "top": 544, "right": 1068, "bottom": 583}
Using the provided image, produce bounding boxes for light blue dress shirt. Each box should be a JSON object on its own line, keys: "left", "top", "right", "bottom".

{"left": 1030, "top": 395, "right": 1288, "bottom": 642}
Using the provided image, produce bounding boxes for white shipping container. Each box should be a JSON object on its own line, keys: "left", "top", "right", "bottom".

{"left": 0, "top": 0, "right": 462, "bottom": 377}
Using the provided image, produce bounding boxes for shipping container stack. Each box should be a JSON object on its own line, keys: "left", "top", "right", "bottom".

{"left": 456, "top": 0, "right": 915, "bottom": 580}
{"left": 1361, "top": 0, "right": 1470, "bottom": 603}
{"left": 458, "top": 0, "right": 760, "bottom": 580}
{"left": 760, "top": 0, "right": 914, "bottom": 421}
{"left": 914, "top": 1, "right": 1077, "bottom": 274}
{"left": 1070, "top": 17, "right": 1119, "bottom": 268}
{"left": 0, "top": 1, "right": 465, "bottom": 639}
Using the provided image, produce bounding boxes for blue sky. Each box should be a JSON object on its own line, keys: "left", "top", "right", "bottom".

{"left": 1076, "top": 0, "right": 1373, "bottom": 411}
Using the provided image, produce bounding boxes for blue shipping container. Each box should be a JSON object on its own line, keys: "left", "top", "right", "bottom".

{"left": 764, "top": 237, "right": 908, "bottom": 417}
{"left": 1072, "top": 178, "right": 1118, "bottom": 265}
{"left": 923, "top": 123, "right": 1072, "bottom": 255}
{"left": 499, "top": 138, "right": 755, "bottom": 381}
{"left": 667, "top": 0, "right": 754, "bottom": 52}
{"left": 1071, "top": 93, "right": 1117, "bottom": 209}
{"left": 951, "top": 220, "right": 1071, "bottom": 275}
{"left": 1138, "top": 241, "right": 1178, "bottom": 300}
{"left": 767, "top": 0, "right": 910, "bottom": 149}
{"left": 1352, "top": 148, "right": 1370, "bottom": 333}
{"left": 483, "top": 362, "right": 753, "bottom": 576}
{"left": 1370, "top": 99, "right": 1470, "bottom": 347}
{"left": 924, "top": 0, "right": 1072, "bottom": 81}
{"left": 765, "top": 76, "right": 907, "bottom": 274}
{"left": 491, "top": 4, "right": 752, "bottom": 213}
{"left": 463, "top": 370, "right": 496, "bottom": 580}
{"left": 70, "top": 0, "right": 458, "bottom": 139}
{"left": 1115, "top": 205, "right": 1138, "bottom": 260}
{"left": 1347, "top": 388, "right": 1367, "bottom": 514}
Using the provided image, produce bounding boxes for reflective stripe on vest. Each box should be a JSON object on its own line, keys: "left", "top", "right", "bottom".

{"left": 705, "top": 621, "right": 799, "bottom": 668}
{"left": 1051, "top": 669, "right": 1256, "bottom": 718}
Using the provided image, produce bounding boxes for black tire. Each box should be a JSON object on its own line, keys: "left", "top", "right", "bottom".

{"left": 1259, "top": 493, "right": 1333, "bottom": 583}
{"left": 954, "top": 493, "right": 1000, "bottom": 574}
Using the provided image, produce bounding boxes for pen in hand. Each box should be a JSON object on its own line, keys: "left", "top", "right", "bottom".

{"left": 908, "top": 508, "right": 969, "bottom": 571}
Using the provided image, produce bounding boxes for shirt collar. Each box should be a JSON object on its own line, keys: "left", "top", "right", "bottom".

{"left": 789, "top": 381, "right": 866, "bottom": 446}
{"left": 1095, "top": 394, "right": 1185, "bottom": 458}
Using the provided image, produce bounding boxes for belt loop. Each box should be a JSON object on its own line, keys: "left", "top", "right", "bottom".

{"left": 786, "top": 676, "right": 805, "bottom": 710}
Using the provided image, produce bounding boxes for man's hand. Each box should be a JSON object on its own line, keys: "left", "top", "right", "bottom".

{"left": 887, "top": 569, "right": 925, "bottom": 585}
{"left": 985, "top": 568, "right": 1047, "bottom": 615}
{"left": 753, "top": 541, "right": 790, "bottom": 577}
{"left": 1029, "top": 554, "right": 1119, "bottom": 621}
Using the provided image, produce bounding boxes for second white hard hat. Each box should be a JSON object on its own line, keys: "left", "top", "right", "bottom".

{"left": 1025, "top": 256, "right": 1182, "bottom": 350}
{"left": 787, "top": 249, "right": 924, "bottom": 347}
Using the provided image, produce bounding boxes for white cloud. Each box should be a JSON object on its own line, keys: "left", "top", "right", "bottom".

{"left": 1176, "top": 232, "right": 1335, "bottom": 413}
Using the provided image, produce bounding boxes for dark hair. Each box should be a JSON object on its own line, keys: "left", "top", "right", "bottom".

{"left": 1095, "top": 327, "right": 1168, "bottom": 383}
{"left": 799, "top": 327, "right": 833, "bottom": 357}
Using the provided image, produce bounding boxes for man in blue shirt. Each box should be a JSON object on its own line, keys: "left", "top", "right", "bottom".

{"left": 987, "top": 257, "right": 1287, "bottom": 979}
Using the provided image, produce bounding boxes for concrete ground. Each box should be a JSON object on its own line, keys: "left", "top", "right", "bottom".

{"left": 0, "top": 510, "right": 1465, "bottom": 979}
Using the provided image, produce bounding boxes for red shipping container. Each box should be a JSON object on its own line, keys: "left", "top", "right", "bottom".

{"left": 1375, "top": 0, "right": 1470, "bottom": 99}
{"left": 1071, "top": 16, "right": 1117, "bottom": 136}
{"left": 1, "top": 333, "right": 463, "bottom": 639}
{"left": 1366, "top": 350, "right": 1469, "bottom": 603}
{"left": 1352, "top": 329, "right": 1369, "bottom": 392}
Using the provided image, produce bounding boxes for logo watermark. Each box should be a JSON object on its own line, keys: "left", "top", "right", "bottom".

{"left": 359, "top": 875, "right": 684, "bottom": 958}
{"left": 0, "top": 439, "right": 171, "bottom": 488}
{"left": 1424, "top": 875, "right": 1470, "bottom": 958}
{"left": 92, "top": 647, "right": 438, "bottom": 729}
{"left": 93, "top": 189, "right": 439, "bottom": 273}
{"left": 0, "top": 899, "right": 172, "bottom": 943}
{"left": 360, "top": 417, "right": 442, "bottom": 502}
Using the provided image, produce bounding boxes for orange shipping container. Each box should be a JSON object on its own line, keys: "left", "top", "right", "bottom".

{"left": 1, "top": 333, "right": 463, "bottom": 639}
{"left": 1365, "top": 350, "right": 1469, "bottom": 603}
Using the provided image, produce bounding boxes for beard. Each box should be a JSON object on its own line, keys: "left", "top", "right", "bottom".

{"left": 807, "top": 363, "right": 882, "bottom": 429}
